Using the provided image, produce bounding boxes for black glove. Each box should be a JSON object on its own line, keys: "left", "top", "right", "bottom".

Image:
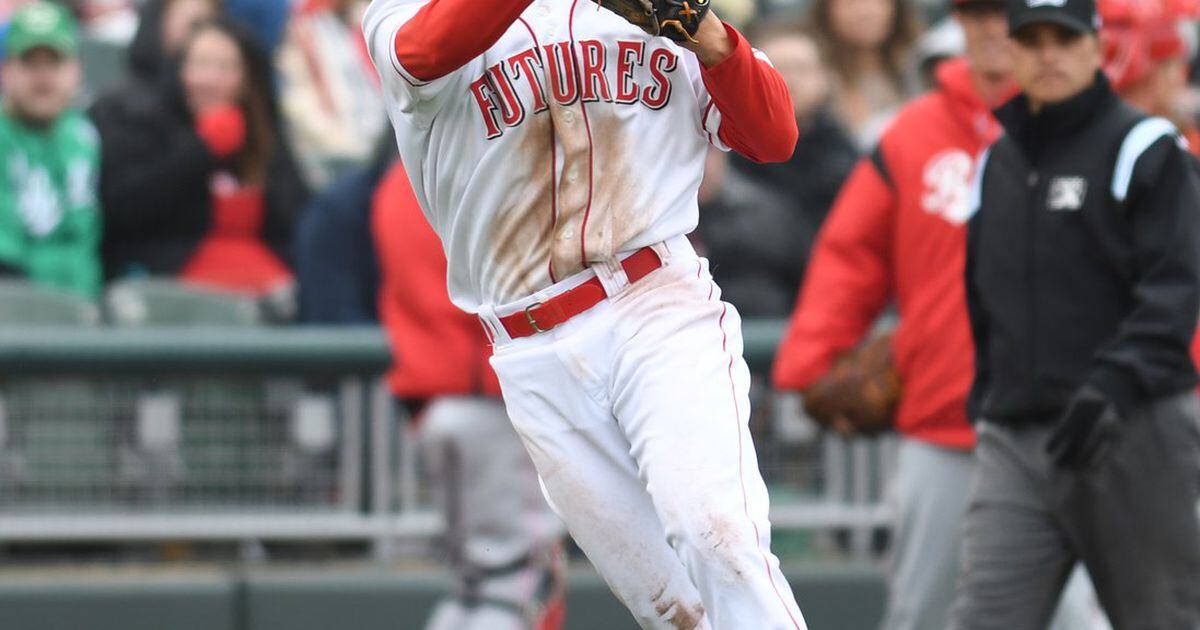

{"left": 1046, "top": 385, "right": 1123, "bottom": 469}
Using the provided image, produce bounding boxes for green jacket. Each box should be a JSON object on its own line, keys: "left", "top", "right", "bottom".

{"left": 0, "top": 109, "right": 101, "bottom": 298}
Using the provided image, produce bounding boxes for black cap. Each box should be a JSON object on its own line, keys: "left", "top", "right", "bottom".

{"left": 1007, "top": 0, "right": 1100, "bottom": 35}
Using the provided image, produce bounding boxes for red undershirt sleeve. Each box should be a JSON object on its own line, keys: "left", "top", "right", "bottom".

{"left": 698, "top": 22, "right": 799, "bottom": 163}
{"left": 393, "top": 0, "right": 536, "bottom": 83}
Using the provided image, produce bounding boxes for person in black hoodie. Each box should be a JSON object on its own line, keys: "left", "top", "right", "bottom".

{"left": 86, "top": 0, "right": 220, "bottom": 163}
{"left": 694, "top": 147, "right": 807, "bottom": 318}
{"left": 953, "top": 0, "right": 1200, "bottom": 626}
{"left": 731, "top": 22, "right": 858, "bottom": 245}
{"left": 90, "top": 17, "right": 308, "bottom": 289}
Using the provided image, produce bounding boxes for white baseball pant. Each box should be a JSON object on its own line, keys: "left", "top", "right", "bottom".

{"left": 479, "top": 237, "right": 808, "bottom": 630}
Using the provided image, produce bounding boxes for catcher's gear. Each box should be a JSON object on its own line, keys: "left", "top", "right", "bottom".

{"left": 802, "top": 333, "right": 901, "bottom": 436}
{"left": 591, "top": 0, "right": 711, "bottom": 44}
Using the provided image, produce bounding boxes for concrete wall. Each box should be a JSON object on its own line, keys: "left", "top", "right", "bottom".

{"left": 0, "top": 565, "right": 885, "bottom": 630}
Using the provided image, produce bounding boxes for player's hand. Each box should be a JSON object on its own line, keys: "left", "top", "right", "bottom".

{"left": 1046, "top": 385, "right": 1122, "bottom": 470}
{"left": 195, "top": 104, "right": 247, "bottom": 159}
{"left": 679, "top": 12, "right": 734, "bottom": 67}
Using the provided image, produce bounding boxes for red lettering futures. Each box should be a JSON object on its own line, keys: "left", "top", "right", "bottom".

{"left": 468, "top": 40, "right": 681, "bottom": 139}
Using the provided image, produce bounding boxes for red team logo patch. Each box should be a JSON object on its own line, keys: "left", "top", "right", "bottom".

{"left": 469, "top": 40, "right": 679, "bottom": 139}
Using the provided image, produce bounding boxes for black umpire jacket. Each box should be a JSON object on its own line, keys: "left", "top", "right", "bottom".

{"left": 965, "top": 73, "right": 1200, "bottom": 425}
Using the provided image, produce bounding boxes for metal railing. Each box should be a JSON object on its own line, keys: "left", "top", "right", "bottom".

{"left": 0, "top": 323, "right": 893, "bottom": 558}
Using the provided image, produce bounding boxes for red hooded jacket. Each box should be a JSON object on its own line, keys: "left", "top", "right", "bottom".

{"left": 773, "top": 59, "right": 1009, "bottom": 450}
{"left": 373, "top": 162, "right": 502, "bottom": 400}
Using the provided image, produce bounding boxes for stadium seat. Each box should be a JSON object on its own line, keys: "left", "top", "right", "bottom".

{"left": 103, "top": 279, "right": 263, "bottom": 326}
{"left": 0, "top": 280, "right": 101, "bottom": 326}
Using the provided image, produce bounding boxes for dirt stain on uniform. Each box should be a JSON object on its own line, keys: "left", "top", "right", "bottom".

{"left": 490, "top": 94, "right": 657, "bottom": 299}
{"left": 651, "top": 591, "right": 707, "bottom": 630}
{"left": 699, "top": 515, "right": 747, "bottom": 578}
{"left": 488, "top": 110, "right": 558, "bottom": 301}
{"left": 549, "top": 107, "right": 650, "bottom": 279}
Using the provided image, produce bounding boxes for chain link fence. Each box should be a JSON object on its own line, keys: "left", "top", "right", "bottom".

{"left": 0, "top": 325, "right": 893, "bottom": 558}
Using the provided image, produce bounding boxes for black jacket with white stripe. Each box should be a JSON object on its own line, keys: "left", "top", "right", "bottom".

{"left": 965, "top": 72, "right": 1200, "bottom": 424}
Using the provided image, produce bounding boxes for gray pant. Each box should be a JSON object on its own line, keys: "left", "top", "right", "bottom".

{"left": 881, "top": 438, "right": 1106, "bottom": 630}
{"left": 951, "top": 392, "right": 1200, "bottom": 630}
{"left": 416, "top": 397, "right": 565, "bottom": 630}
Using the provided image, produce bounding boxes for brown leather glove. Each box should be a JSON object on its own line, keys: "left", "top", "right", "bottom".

{"left": 802, "top": 333, "right": 901, "bottom": 436}
{"left": 590, "top": 0, "right": 711, "bottom": 43}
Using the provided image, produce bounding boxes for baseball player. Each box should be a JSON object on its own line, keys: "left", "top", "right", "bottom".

{"left": 362, "top": 0, "right": 807, "bottom": 625}
{"left": 772, "top": 1, "right": 1107, "bottom": 628}
{"left": 373, "top": 161, "right": 566, "bottom": 630}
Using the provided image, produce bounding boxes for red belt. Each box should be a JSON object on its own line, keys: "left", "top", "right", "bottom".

{"left": 498, "top": 246, "right": 664, "bottom": 339}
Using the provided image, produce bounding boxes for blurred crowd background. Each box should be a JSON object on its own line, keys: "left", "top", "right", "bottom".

{"left": 0, "top": 0, "right": 1195, "bottom": 323}
{"left": 0, "top": 0, "right": 1059, "bottom": 320}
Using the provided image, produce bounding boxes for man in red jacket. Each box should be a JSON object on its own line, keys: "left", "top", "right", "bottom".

{"left": 373, "top": 162, "right": 566, "bottom": 630}
{"left": 772, "top": 1, "right": 1105, "bottom": 628}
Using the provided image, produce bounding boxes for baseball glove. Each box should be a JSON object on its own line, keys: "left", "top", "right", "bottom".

{"left": 802, "top": 333, "right": 901, "bottom": 436}
{"left": 591, "top": 0, "right": 711, "bottom": 43}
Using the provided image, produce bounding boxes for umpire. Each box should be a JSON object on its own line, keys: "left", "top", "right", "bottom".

{"left": 953, "top": 0, "right": 1200, "bottom": 626}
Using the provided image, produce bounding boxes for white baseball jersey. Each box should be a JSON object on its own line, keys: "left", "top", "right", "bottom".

{"left": 362, "top": 0, "right": 730, "bottom": 312}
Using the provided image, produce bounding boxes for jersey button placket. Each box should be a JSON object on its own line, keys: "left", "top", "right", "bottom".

{"left": 542, "top": 0, "right": 592, "bottom": 277}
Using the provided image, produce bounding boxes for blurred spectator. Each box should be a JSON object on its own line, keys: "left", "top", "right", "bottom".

{"left": 2, "top": 0, "right": 83, "bottom": 22}
{"left": 0, "top": 0, "right": 27, "bottom": 19}
{"left": 694, "top": 147, "right": 807, "bottom": 317}
{"left": 1, "top": 0, "right": 79, "bottom": 54}
{"left": 87, "top": 0, "right": 221, "bottom": 170}
{"left": 223, "top": 0, "right": 288, "bottom": 55}
{"left": 735, "top": 21, "right": 859, "bottom": 230}
{"left": 123, "top": 0, "right": 220, "bottom": 88}
{"left": 0, "top": 1, "right": 100, "bottom": 298}
{"left": 87, "top": 0, "right": 220, "bottom": 127}
{"left": 293, "top": 139, "right": 395, "bottom": 324}
{"left": 276, "top": 0, "right": 386, "bottom": 189}
{"left": 91, "top": 17, "right": 308, "bottom": 301}
{"left": 809, "top": 0, "right": 921, "bottom": 146}
{"left": 1101, "top": 0, "right": 1198, "bottom": 140}
{"left": 373, "top": 160, "right": 567, "bottom": 630}
{"left": 915, "top": 16, "right": 964, "bottom": 87}
{"left": 76, "top": 0, "right": 139, "bottom": 43}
